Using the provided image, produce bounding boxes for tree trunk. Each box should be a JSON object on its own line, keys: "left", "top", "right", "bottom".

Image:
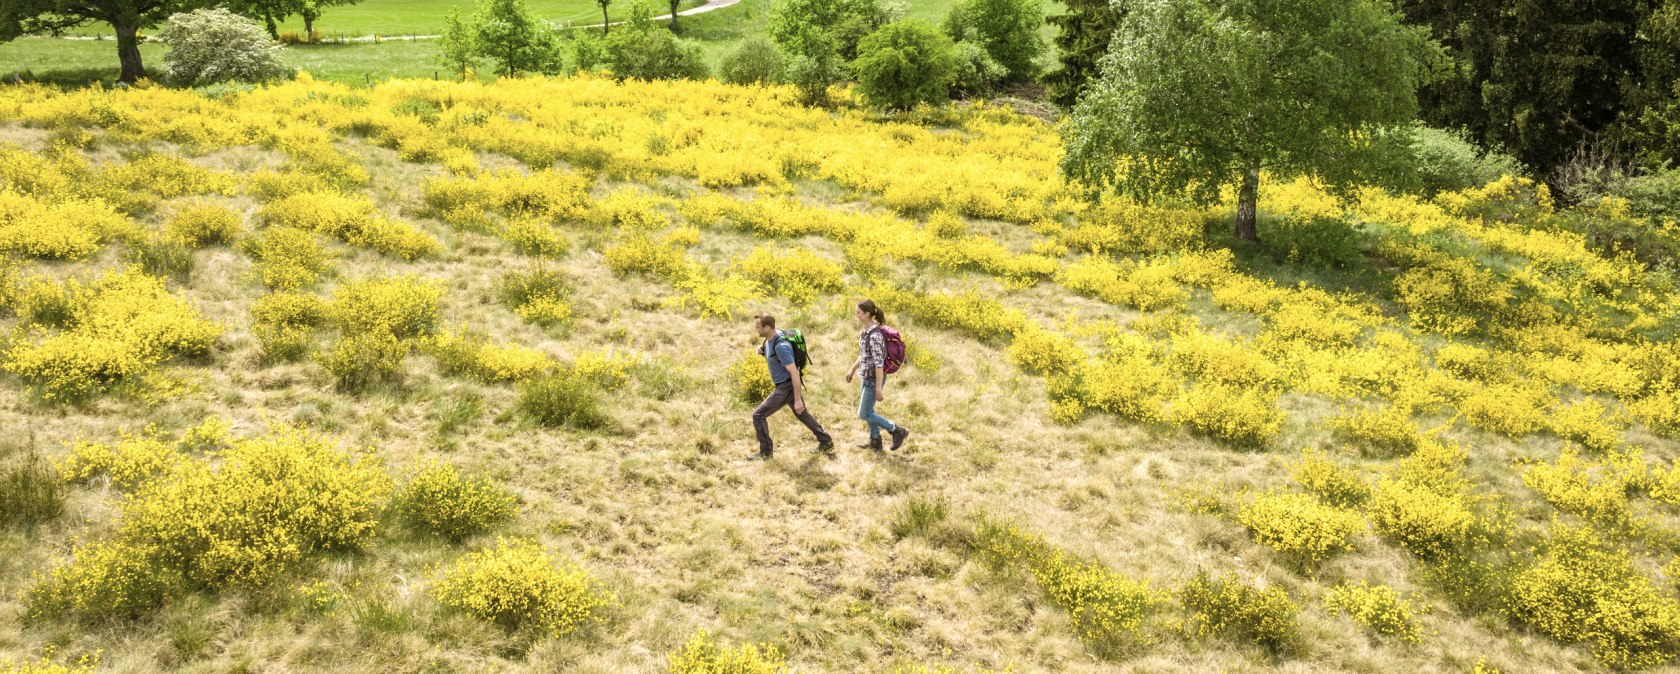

{"left": 264, "top": 13, "right": 279, "bottom": 39}
{"left": 669, "top": 0, "right": 679, "bottom": 32}
{"left": 601, "top": 4, "right": 610, "bottom": 35}
{"left": 1235, "top": 163, "right": 1260, "bottom": 241}
{"left": 304, "top": 13, "right": 316, "bottom": 38}
{"left": 114, "top": 22, "right": 146, "bottom": 84}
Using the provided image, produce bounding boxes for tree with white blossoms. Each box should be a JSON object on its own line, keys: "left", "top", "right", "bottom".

{"left": 1060, "top": 0, "right": 1439, "bottom": 241}
{"left": 156, "top": 8, "right": 292, "bottom": 86}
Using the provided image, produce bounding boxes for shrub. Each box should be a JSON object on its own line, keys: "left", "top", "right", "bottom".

{"left": 719, "top": 35, "right": 786, "bottom": 85}
{"left": 1058, "top": 256, "right": 1188, "bottom": 312}
{"left": 1006, "top": 324, "right": 1085, "bottom": 375}
{"left": 1409, "top": 126, "right": 1525, "bottom": 196}
{"left": 29, "top": 425, "right": 388, "bottom": 619}
{"left": 1549, "top": 398, "right": 1625, "bottom": 452}
{"left": 465, "top": 0, "right": 566, "bottom": 77}
{"left": 165, "top": 202, "right": 242, "bottom": 247}
{"left": 426, "top": 330, "right": 555, "bottom": 383}
{"left": 1178, "top": 571, "right": 1299, "bottom": 654}
{"left": 604, "top": 234, "right": 690, "bottom": 280}
{"left": 1, "top": 448, "right": 63, "bottom": 529}
{"left": 1392, "top": 259, "right": 1512, "bottom": 336}
{"left": 1504, "top": 523, "right": 1680, "bottom": 670}
{"left": 732, "top": 246, "right": 845, "bottom": 305}
{"left": 667, "top": 631, "right": 787, "bottom": 674}
{"left": 243, "top": 227, "right": 331, "bottom": 291}
{"left": 58, "top": 433, "right": 183, "bottom": 490}
{"left": 950, "top": 40, "right": 1006, "bottom": 97}
{"left": 942, "top": 0, "right": 1044, "bottom": 81}
{"left": 1236, "top": 491, "right": 1364, "bottom": 567}
{"left": 1323, "top": 582, "right": 1422, "bottom": 643}
{"left": 432, "top": 537, "right": 608, "bottom": 634}
{"left": 571, "top": 349, "right": 636, "bottom": 389}
{"left": 852, "top": 20, "right": 960, "bottom": 111}
{"left": 499, "top": 266, "right": 574, "bottom": 326}
{"left": 259, "top": 191, "right": 440, "bottom": 260}
{"left": 317, "top": 332, "right": 409, "bottom": 391}
{"left": 518, "top": 374, "right": 606, "bottom": 429}
{"left": 1049, "top": 351, "right": 1173, "bottom": 424}
{"left": 394, "top": 461, "right": 517, "bottom": 541}
{"left": 603, "top": 10, "right": 711, "bottom": 82}
{"left": 4, "top": 269, "right": 219, "bottom": 402}
{"left": 1173, "top": 383, "right": 1283, "bottom": 448}
{"left": 327, "top": 276, "right": 444, "bottom": 339}
{"left": 1259, "top": 215, "right": 1364, "bottom": 267}
{"left": 1433, "top": 342, "right": 1500, "bottom": 381}
{"left": 1290, "top": 449, "right": 1370, "bottom": 507}
{"left": 1165, "top": 330, "right": 1278, "bottom": 388}
{"left": 501, "top": 216, "right": 570, "bottom": 257}
{"left": 1459, "top": 383, "right": 1547, "bottom": 438}
{"left": 251, "top": 292, "right": 327, "bottom": 362}
{"left": 974, "top": 520, "right": 1155, "bottom": 652}
{"left": 1631, "top": 389, "right": 1680, "bottom": 439}
{"left": 730, "top": 350, "right": 774, "bottom": 405}
{"left": 157, "top": 9, "right": 292, "bottom": 86}
{"left": 1327, "top": 405, "right": 1424, "bottom": 455}
{"left": 1368, "top": 479, "right": 1472, "bottom": 560}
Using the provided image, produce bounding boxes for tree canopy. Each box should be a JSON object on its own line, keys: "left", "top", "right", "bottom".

{"left": 0, "top": 0, "right": 209, "bottom": 82}
{"left": 1061, "top": 0, "right": 1437, "bottom": 240}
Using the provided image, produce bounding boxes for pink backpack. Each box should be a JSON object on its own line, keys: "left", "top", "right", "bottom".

{"left": 874, "top": 325, "right": 907, "bottom": 375}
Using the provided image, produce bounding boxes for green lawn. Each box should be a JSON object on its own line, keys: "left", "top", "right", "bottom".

{"left": 0, "top": 0, "right": 1064, "bottom": 86}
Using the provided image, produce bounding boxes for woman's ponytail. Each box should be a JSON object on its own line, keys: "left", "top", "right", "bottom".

{"left": 857, "top": 299, "right": 886, "bottom": 325}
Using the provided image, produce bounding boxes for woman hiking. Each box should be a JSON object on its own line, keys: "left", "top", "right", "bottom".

{"left": 845, "top": 299, "right": 910, "bottom": 452}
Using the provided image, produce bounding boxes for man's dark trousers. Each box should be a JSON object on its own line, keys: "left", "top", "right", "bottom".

{"left": 753, "top": 381, "right": 831, "bottom": 453}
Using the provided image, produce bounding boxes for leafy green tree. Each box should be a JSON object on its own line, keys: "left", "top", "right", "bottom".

{"left": 0, "top": 0, "right": 211, "bottom": 83}
{"left": 470, "top": 0, "right": 563, "bottom": 76}
{"left": 1401, "top": 0, "right": 1680, "bottom": 174}
{"left": 601, "top": 3, "right": 707, "bottom": 80}
{"left": 225, "top": 0, "right": 302, "bottom": 39}
{"left": 852, "top": 19, "right": 958, "bottom": 111}
{"left": 1044, "top": 0, "right": 1122, "bottom": 107}
{"left": 157, "top": 7, "right": 290, "bottom": 85}
{"left": 942, "top": 0, "right": 1043, "bottom": 82}
{"left": 768, "top": 0, "right": 894, "bottom": 104}
{"left": 436, "top": 8, "right": 477, "bottom": 79}
{"left": 1062, "top": 0, "right": 1436, "bottom": 240}
{"left": 297, "top": 0, "right": 360, "bottom": 37}
{"left": 719, "top": 34, "right": 786, "bottom": 85}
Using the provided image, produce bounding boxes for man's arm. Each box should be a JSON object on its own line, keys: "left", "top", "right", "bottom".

{"left": 787, "top": 362, "right": 806, "bottom": 412}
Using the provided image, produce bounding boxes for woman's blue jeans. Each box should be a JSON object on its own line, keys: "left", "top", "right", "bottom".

{"left": 858, "top": 378, "right": 897, "bottom": 440}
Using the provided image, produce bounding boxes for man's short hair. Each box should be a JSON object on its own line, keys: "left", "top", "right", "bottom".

{"left": 756, "top": 313, "right": 776, "bottom": 329}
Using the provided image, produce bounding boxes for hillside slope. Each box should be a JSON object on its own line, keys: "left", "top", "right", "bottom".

{"left": 1, "top": 75, "right": 1679, "bottom": 673}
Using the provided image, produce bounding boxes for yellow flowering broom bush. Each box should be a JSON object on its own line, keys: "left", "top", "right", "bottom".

{"left": 1178, "top": 571, "right": 1299, "bottom": 654}
{"left": 667, "top": 631, "right": 786, "bottom": 674}
{"left": 1504, "top": 523, "right": 1680, "bottom": 670}
{"left": 974, "top": 520, "right": 1156, "bottom": 652}
{"left": 28, "top": 425, "right": 388, "bottom": 619}
{"left": 165, "top": 201, "right": 242, "bottom": 247}
{"left": 1290, "top": 449, "right": 1371, "bottom": 507}
{"left": 327, "top": 275, "right": 443, "bottom": 339}
{"left": 242, "top": 226, "right": 332, "bottom": 291}
{"left": 732, "top": 246, "right": 845, "bottom": 306}
{"left": 259, "top": 191, "right": 440, "bottom": 260}
{"left": 1007, "top": 324, "right": 1086, "bottom": 376}
{"left": 1236, "top": 491, "right": 1365, "bottom": 568}
{"left": 1323, "top": 582, "right": 1423, "bottom": 643}
{"left": 394, "top": 461, "right": 517, "bottom": 541}
{"left": 1173, "top": 383, "right": 1283, "bottom": 448}
{"left": 431, "top": 537, "right": 608, "bottom": 635}
{"left": 499, "top": 266, "right": 575, "bottom": 326}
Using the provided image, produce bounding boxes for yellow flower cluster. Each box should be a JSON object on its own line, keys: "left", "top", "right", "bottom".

{"left": 1504, "top": 523, "right": 1680, "bottom": 670}
{"left": 1177, "top": 571, "right": 1299, "bottom": 654}
{"left": 421, "top": 168, "right": 593, "bottom": 226}
{"left": 1322, "top": 581, "right": 1422, "bottom": 643}
{"left": 1172, "top": 383, "right": 1283, "bottom": 448}
{"left": 1521, "top": 448, "right": 1644, "bottom": 534}
{"left": 426, "top": 330, "right": 556, "bottom": 384}
{"left": 242, "top": 227, "right": 332, "bottom": 291}
{"left": 0, "top": 188, "right": 131, "bottom": 260}
{"left": 867, "top": 285, "right": 1028, "bottom": 343}
{"left": 732, "top": 246, "right": 846, "bottom": 306}
{"left": 666, "top": 631, "right": 786, "bottom": 674}
{"left": 58, "top": 430, "right": 183, "bottom": 491}
{"left": 317, "top": 331, "right": 409, "bottom": 391}
{"left": 250, "top": 291, "right": 328, "bottom": 362}
{"left": 974, "top": 520, "right": 1155, "bottom": 651}
{"left": 98, "top": 152, "right": 237, "bottom": 199}
{"left": 165, "top": 201, "right": 243, "bottom": 248}
{"left": 431, "top": 537, "right": 608, "bottom": 635}
{"left": 28, "top": 424, "right": 389, "bottom": 619}
{"left": 1058, "top": 256, "right": 1186, "bottom": 311}
{"left": 499, "top": 266, "right": 574, "bottom": 326}
{"left": 259, "top": 191, "right": 440, "bottom": 260}
{"left": 1237, "top": 491, "right": 1365, "bottom": 567}
{"left": 328, "top": 275, "right": 443, "bottom": 339}
{"left": 500, "top": 216, "right": 570, "bottom": 258}
{"left": 4, "top": 269, "right": 219, "bottom": 401}
{"left": 1006, "top": 324, "right": 1086, "bottom": 376}
{"left": 730, "top": 349, "right": 774, "bottom": 405}
{"left": 394, "top": 461, "right": 517, "bottom": 541}
{"left": 571, "top": 349, "right": 637, "bottom": 389}
{"left": 1289, "top": 448, "right": 1371, "bottom": 507}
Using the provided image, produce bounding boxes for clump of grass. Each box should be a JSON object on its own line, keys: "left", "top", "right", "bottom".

{"left": 518, "top": 373, "right": 605, "bottom": 429}
{"left": 1, "top": 445, "right": 64, "bottom": 530}
{"left": 1178, "top": 571, "right": 1300, "bottom": 655}
{"left": 124, "top": 234, "right": 194, "bottom": 281}
{"left": 889, "top": 494, "right": 949, "bottom": 540}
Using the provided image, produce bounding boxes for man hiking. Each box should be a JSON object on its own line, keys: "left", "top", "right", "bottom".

{"left": 749, "top": 313, "right": 834, "bottom": 460}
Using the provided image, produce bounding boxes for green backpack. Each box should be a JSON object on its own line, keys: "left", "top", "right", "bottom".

{"left": 779, "top": 329, "right": 811, "bottom": 372}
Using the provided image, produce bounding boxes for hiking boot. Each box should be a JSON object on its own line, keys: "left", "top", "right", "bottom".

{"left": 856, "top": 436, "right": 883, "bottom": 451}
{"left": 815, "top": 440, "right": 835, "bottom": 455}
{"left": 890, "top": 427, "right": 910, "bottom": 450}
{"left": 747, "top": 450, "right": 773, "bottom": 461}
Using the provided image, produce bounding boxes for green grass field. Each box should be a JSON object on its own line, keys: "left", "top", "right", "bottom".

{"left": 0, "top": 0, "right": 1054, "bottom": 87}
